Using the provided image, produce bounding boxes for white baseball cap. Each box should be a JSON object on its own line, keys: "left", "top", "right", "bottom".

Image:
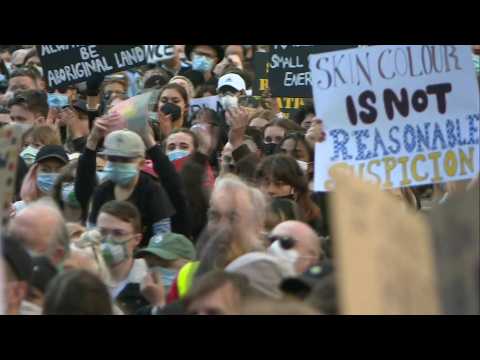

{"left": 217, "top": 73, "right": 246, "bottom": 92}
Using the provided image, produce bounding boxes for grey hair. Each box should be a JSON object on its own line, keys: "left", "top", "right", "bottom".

{"left": 25, "top": 198, "right": 70, "bottom": 256}
{"left": 213, "top": 174, "right": 267, "bottom": 230}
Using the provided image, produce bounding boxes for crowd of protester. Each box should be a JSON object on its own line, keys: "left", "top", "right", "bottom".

{"left": 0, "top": 44, "right": 479, "bottom": 315}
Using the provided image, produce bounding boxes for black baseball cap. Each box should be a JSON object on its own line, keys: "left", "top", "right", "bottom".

{"left": 2, "top": 234, "right": 33, "bottom": 283}
{"left": 35, "top": 145, "right": 69, "bottom": 165}
{"left": 72, "top": 99, "right": 88, "bottom": 115}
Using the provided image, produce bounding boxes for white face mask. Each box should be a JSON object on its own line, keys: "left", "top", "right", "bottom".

{"left": 297, "top": 160, "right": 309, "bottom": 173}
{"left": 268, "top": 240, "right": 300, "bottom": 274}
{"left": 220, "top": 95, "right": 238, "bottom": 110}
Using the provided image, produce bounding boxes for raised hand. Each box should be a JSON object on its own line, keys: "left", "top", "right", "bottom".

{"left": 226, "top": 106, "right": 250, "bottom": 149}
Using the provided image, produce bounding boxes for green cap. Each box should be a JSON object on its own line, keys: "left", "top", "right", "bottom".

{"left": 136, "top": 233, "right": 196, "bottom": 261}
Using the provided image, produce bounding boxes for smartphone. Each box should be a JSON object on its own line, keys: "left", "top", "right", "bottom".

{"left": 160, "top": 103, "right": 181, "bottom": 122}
{"left": 48, "top": 93, "right": 70, "bottom": 109}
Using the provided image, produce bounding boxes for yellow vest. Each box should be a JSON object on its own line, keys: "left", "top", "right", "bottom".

{"left": 177, "top": 261, "right": 200, "bottom": 298}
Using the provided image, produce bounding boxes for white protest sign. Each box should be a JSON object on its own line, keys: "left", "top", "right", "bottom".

{"left": 189, "top": 95, "right": 224, "bottom": 115}
{"left": 145, "top": 45, "right": 175, "bottom": 64}
{"left": 309, "top": 45, "right": 480, "bottom": 192}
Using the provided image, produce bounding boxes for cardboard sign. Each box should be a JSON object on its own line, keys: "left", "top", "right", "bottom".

{"left": 330, "top": 170, "right": 441, "bottom": 315}
{"left": 145, "top": 45, "right": 175, "bottom": 64}
{"left": 190, "top": 96, "right": 224, "bottom": 115}
{"left": 268, "top": 45, "right": 356, "bottom": 98}
{"left": 310, "top": 45, "right": 480, "bottom": 192}
{"left": 0, "top": 125, "right": 22, "bottom": 315}
{"left": 427, "top": 186, "right": 479, "bottom": 315}
{"left": 252, "top": 51, "right": 306, "bottom": 120}
{"left": 37, "top": 45, "right": 148, "bottom": 89}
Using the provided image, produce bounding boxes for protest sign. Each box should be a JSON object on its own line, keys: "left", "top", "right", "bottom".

{"left": 427, "top": 186, "right": 479, "bottom": 315}
{"left": 0, "top": 125, "right": 22, "bottom": 315}
{"left": 37, "top": 45, "right": 148, "bottom": 90}
{"left": 252, "top": 51, "right": 307, "bottom": 119}
{"left": 269, "top": 45, "right": 356, "bottom": 98}
{"left": 145, "top": 45, "right": 175, "bottom": 64}
{"left": 330, "top": 170, "right": 441, "bottom": 315}
{"left": 310, "top": 45, "right": 480, "bottom": 192}
{"left": 190, "top": 95, "right": 224, "bottom": 114}
{"left": 109, "top": 91, "right": 153, "bottom": 135}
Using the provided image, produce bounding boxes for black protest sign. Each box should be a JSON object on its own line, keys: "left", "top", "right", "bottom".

{"left": 268, "top": 45, "right": 356, "bottom": 98}
{"left": 37, "top": 45, "right": 148, "bottom": 90}
{"left": 145, "top": 45, "right": 176, "bottom": 64}
{"left": 253, "top": 51, "right": 269, "bottom": 96}
{"left": 252, "top": 51, "right": 306, "bottom": 120}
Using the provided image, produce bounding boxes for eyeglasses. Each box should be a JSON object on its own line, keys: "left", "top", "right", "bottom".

{"left": 98, "top": 227, "right": 134, "bottom": 242}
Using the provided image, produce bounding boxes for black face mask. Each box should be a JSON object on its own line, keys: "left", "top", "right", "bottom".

{"left": 263, "top": 143, "right": 277, "bottom": 156}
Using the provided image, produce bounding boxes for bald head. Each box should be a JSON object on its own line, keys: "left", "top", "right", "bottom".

{"left": 8, "top": 200, "right": 69, "bottom": 265}
{"left": 271, "top": 221, "right": 322, "bottom": 274}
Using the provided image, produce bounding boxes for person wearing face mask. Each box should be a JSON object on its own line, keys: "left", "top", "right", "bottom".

{"left": 83, "top": 122, "right": 175, "bottom": 246}
{"left": 8, "top": 89, "right": 49, "bottom": 132}
{"left": 153, "top": 83, "right": 190, "bottom": 137}
{"left": 13, "top": 145, "right": 69, "bottom": 216}
{"left": 182, "top": 45, "right": 224, "bottom": 85}
{"left": 51, "top": 160, "right": 84, "bottom": 223}
{"left": 92, "top": 200, "right": 149, "bottom": 315}
{"left": 20, "top": 124, "right": 62, "bottom": 167}
{"left": 78, "top": 123, "right": 175, "bottom": 247}
{"left": 217, "top": 73, "right": 247, "bottom": 112}
{"left": 267, "top": 221, "right": 324, "bottom": 276}
{"left": 135, "top": 232, "right": 196, "bottom": 314}
{"left": 278, "top": 133, "right": 314, "bottom": 183}
{"left": 256, "top": 154, "right": 325, "bottom": 237}
{"left": 164, "top": 128, "right": 213, "bottom": 240}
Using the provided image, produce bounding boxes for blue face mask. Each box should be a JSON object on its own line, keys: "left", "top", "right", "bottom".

{"left": 37, "top": 173, "right": 58, "bottom": 194}
{"left": 167, "top": 149, "right": 190, "bottom": 162}
{"left": 103, "top": 162, "right": 139, "bottom": 186}
{"left": 151, "top": 267, "right": 178, "bottom": 292}
{"left": 191, "top": 55, "right": 214, "bottom": 73}
{"left": 61, "top": 183, "right": 81, "bottom": 208}
{"left": 37, "top": 173, "right": 59, "bottom": 194}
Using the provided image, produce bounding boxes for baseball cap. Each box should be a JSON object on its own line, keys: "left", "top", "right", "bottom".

{"left": 226, "top": 252, "right": 295, "bottom": 299}
{"left": 217, "top": 73, "right": 246, "bottom": 92}
{"left": 35, "top": 145, "right": 69, "bottom": 165}
{"left": 98, "top": 129, "right": 146, "bottom": 159}
{"left": 136, "top": 233, "right": 196, "bottom": 261}
{"left": 2, "top": 234, "right": 33, "bottom": 283}
{"left": 72, "top": 99, "right": 88, "bottom": 115}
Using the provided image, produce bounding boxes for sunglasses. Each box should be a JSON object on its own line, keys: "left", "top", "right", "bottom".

{"left": 267, "top": 234, "right": 296, "bottom": 250}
